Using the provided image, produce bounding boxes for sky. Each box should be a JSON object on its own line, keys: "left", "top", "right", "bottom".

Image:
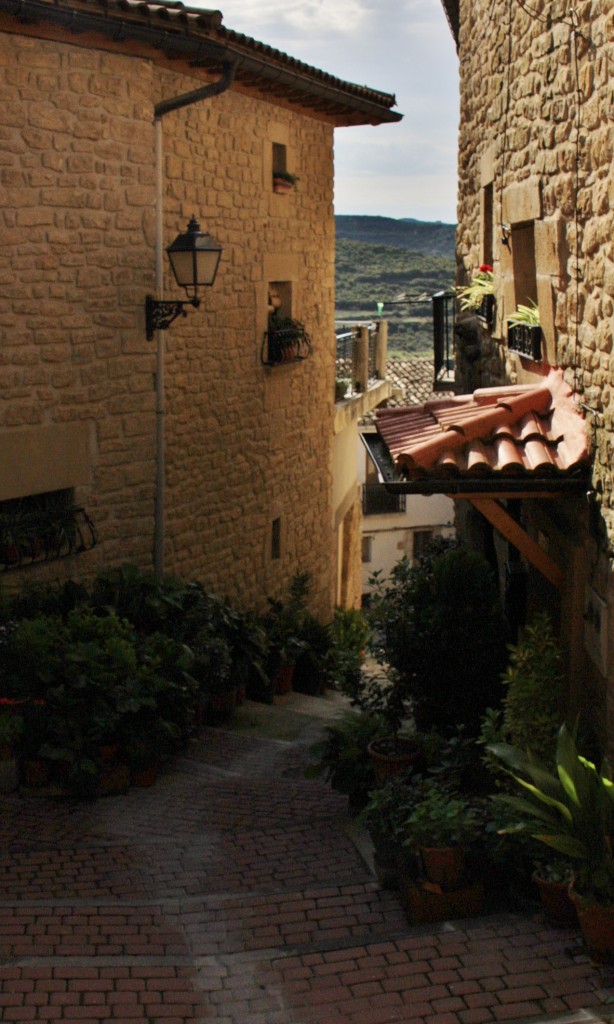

{"left": 213, "top": 0, "right": 459, "bottom": 223}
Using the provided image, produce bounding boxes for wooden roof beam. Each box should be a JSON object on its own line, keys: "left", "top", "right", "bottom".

{"left": 466, "top": 496, "right": 564, "bottom": 588}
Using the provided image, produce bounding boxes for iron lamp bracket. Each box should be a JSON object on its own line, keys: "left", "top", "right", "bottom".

{"left": 145, "top": 295, "right": 200, "bottom": 340}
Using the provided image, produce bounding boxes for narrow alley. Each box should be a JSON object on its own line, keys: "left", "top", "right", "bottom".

{"left": 2, "top": 694, "right": 614, "bottom": 1024}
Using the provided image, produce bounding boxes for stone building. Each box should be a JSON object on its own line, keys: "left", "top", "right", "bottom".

{"left": 369, "top": 0, "right": 614, "bottom": 751}
{"left": 0, "top": 0, "right": 400, "bottom": 619}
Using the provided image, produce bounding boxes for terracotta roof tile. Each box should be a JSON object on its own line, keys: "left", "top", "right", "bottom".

{"left": 375, "top": 367, "right": 591, "bottom": 481}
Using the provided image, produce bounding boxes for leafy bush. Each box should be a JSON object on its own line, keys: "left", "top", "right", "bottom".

{"left": 401, "top": 782, "right": 482, "bottom": 850}
{"left": 488, "top": 724, "right": 614, "bottom": 905}
{"left": 306, "top": 710, "right": 386, "bottom": 814}
{"left": 500, "top": 612, "right": 563, "bottom": 766}
{"left": 367, "top": 543, "right": 508, "bottom": 735}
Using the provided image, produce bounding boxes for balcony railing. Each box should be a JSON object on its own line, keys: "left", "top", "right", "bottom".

{"left": 334, "top": 320, "right": 388, "bottom": 400}
{"left": 433, "top": 290, "right": 456, "bottom": 390}
{"left": 362, "top": 484, "right": 406, "bottom": 516}
{"left": 0, "top": 505, "right": 97, "bottom": 572}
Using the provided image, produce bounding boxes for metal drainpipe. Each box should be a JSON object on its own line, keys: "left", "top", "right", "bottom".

{"left": 153, "top": 61, "right": 237, "bottom": 579}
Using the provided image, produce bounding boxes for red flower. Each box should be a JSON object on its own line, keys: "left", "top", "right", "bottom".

{"left": 479, "top": 264, "right": 493, "bottom": 274}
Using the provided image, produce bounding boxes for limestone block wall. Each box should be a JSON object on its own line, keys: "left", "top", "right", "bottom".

{"left": 455, "top": 0, "right": 614, "bottom": 748}
{"left": 0, "top": 30, "right": 337, "bottom": 619}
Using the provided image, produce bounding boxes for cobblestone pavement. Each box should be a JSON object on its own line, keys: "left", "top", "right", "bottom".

{"left": 2, "top": 694, "right": 614, "bottom": 1024}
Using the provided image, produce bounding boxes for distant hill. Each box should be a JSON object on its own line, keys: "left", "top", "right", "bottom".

{"left": 335, "top": 216, "right": 456, "bottom": 356}
{"left": 335, "top": 215, "right": 456, "bottom": 260}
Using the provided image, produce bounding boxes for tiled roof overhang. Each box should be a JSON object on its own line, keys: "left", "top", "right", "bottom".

{"left": 0, "top": 0, "right": 403, "bottom": 126}
{"left": 439, "top": 0, "right": 459, "bottom": 47}
{"left": 365, "top": 367, "right": 592, "bottom": 497}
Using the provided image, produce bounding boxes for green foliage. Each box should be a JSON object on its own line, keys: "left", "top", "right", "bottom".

{"left": 488, "top": 724, "right": 614, "bottom": 904}
{"left": 90, "top": 565, "right": 187, "bottom": 635}
{"left": 501, "top": 613, "right": 564, "bottom": 766}
{"left": 335, "top": 215, "right": 456, "bottom": 258}
{"left": 367, "top": 543, "right": 508, "bottom": 735}
{"left": 306, "top": 710, "right": 385, "bottom": 814}
{"left": 402, "top": 782, "right": 482, "bottom": 850}
{"left": 328, "top": 607, "right": 370, "bottom": 695}
{"left": 507, "top": 300, "right": 540, "bottom": 326}
{"left": 0, "top": 709, "right": 23, "bottom": 748}
{"left": 455, "top": 266, "right": 494, "bottom": 312}
{"left": 359, "top": 774, "right": 422, "bottom": 856}
{"left": 262, "top": 571, "right": 312, "bottom": 671}
{"left": 335, "top": 232, "right": 454, "bottom": 356}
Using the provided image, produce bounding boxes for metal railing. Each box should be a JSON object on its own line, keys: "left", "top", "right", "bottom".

{"left": 0, "top": 506, "right": 97, "bottom": 572}
{"left": 334, "top": 320, "right": 386, "bottom": 400}
{"left": 432, "top": 290, "right": 456, "bottom": 389}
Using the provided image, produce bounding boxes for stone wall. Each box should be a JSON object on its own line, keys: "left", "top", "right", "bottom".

{"left": 455, "top": 0, "right": 614, "bottom": 749}
{"left": 0, "top": 31, "right": 337, "bottom": 619}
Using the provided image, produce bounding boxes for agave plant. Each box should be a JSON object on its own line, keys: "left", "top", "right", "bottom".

{"left": 455, "top": 264, "right": 494, "bottom": 312}
{"left": 488, "top": 724, "right": 614, "bottom": 905}
{"left": 507, "top": 299, "right": 540, "bottom": 327}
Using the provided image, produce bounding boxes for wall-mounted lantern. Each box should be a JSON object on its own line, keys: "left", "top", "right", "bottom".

{"left": 145, "top": 216, "right": 222, "bottom": 340}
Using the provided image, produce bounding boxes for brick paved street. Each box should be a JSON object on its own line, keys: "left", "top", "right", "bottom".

{"left": 2, "top": 693, "right": 614, "bottom": 1023}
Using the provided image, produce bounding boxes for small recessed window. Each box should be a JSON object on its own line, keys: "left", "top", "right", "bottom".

{"left": 362, "top": 536, "right": 373, "bottom": 563}
{"left": 272, "top": 143, "right": 287, "bottom": 176}
{"left": 271, "top": 517, "right": 281, "bottom": 560}
{"left": 412, "top": 529, "right": 434, "bottom": 562}
{"left": 482, "top": 182, "right": 494, "bottom": 268}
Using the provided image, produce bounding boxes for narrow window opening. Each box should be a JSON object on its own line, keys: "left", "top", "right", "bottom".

{"left": 412, "top": 529, "right": 434, "bottom": 562}
{"left": 362, "top": 536, "right": 373, "bottom": 563}
{"left": 512, "top": 223, "right": 537, "bottom": 308}
{"left": 482, "top": 183, "right": 494, "bottom": 267}
{"left": 272, "top": 143, "right": 287, "bottom": 176}
{"left": 268, "top": 280, "right": 292, "bottom": 321}
{"left": 271, "top": 517, "right": 281, "bottom": 560}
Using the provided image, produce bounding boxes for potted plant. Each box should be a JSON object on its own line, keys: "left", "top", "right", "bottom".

{"left": 532, "top": 859, "right": 577, "bottom": 925}
{"left": 488, "top": 724, "right": 614, "bottom": 957}
{"left": 305, "top": 709, "right": 385, "bottom": 815}
{"left": 500, "top": 612, "right": 564, "bottom": 767}
{"left": 335, "top": 378, "right": 350, "bottom": 402}
{"left": 507, "top": 300, "right": 542, "bottom": 360}
{"left": 401, "top": 783, "right": 482, "bottom": 889}
{"left": 272, "top": 170, "right": 299, "bottom": 194}
{"left": 366, "top": 543, "right": 508, "bottom": 739}
{"left": 262, "top": 572, "right": 311, "bottom": 694}
{"left": 264, "top": 315, "right": 312, "bottom": 365}
{"left": 455, "top": 265, "right": 495, "bottom": 326}
{"left": 355, "top": 672, "right": 425, "bottom": 784}
{"left": 359, "top": 774, "right": 419, "bottom": 888}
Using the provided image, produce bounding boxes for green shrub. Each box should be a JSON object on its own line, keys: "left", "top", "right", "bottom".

{"left": 367, "top": 543, "right": 508, "bottom": 735}
{"left": 501, "top": 612, "right": 563, "bottom": 766}
{"left": 306, "top": 710, "right": 386, "bottom": 814}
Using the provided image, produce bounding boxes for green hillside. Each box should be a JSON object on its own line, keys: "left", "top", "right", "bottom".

{"left": 336, "top": 215, "right": 456, "bottom": 258}
{"left": 335, "top": 217, "right": 456, "bottom": 356}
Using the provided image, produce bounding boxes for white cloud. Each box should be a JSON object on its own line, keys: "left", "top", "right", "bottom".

{"left": 192, "top": 0, "right": 459, "bottom": 220}
{"left": 218, "top": 0, "right": 371, "bottom": 38}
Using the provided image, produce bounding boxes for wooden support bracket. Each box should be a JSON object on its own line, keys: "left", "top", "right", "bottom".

{"left": 465, "top": 496, "right": 564, "bottom": 588}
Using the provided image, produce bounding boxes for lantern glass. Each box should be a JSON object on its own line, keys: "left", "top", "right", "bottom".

{"left": 166, "top": 217, "right": 222, "bottom": 295}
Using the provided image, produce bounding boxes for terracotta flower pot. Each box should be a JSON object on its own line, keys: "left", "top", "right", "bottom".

{"left": 21, "top": 758, "right": 50, "bottom": 788}
{"left": 273, "top": 664, "right": 294, "bottom": 695}
{"left": 533, "top": 873, "right": 577, "bottom": 926}
{"left": 419, "top": 845, "right": 466, "bottom": 891}
{"left": 131, "top": 765, "right": 157, "bottom": 788}
{"left": 569, "top": 885, "right": 614, "bottom": 960}
{"left": 367, "top": 737, "right": 422, "bottom": 785}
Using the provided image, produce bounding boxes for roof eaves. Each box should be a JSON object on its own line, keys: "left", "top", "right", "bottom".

{"left": 439, "top": 0, "right": 459, "bottom": 46}
{"left": 0, "top": 0, "right": 403, "bottom": 125}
